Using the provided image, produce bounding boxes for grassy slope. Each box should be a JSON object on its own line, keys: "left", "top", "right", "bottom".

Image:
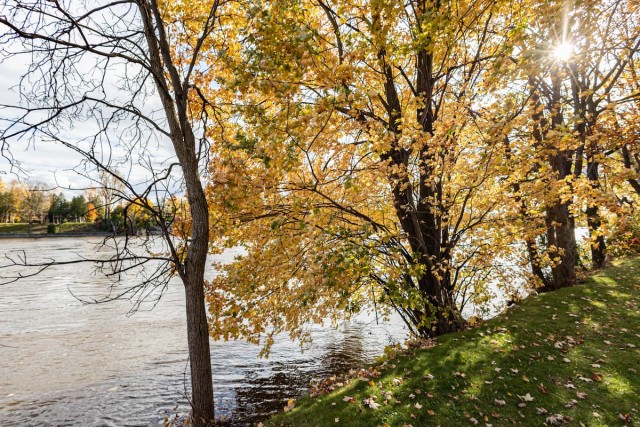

{"left": 269, "top": 258, "right": 640, "bottom": 427}
{"left": 0, "top": 222, "right": 97, "bottom": 234}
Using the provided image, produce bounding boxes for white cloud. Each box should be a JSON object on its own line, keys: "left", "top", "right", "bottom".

{"left": 0, "top": 39, "right": 184, "bottom": 199}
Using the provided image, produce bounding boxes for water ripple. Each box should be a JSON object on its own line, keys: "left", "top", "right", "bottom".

{"left": 0, "top": 237, "right": 407, "bottom": 426}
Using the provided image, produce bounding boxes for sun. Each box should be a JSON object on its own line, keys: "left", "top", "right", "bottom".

{"left": 553, "top": 42, "right": 573, "bottom": 61}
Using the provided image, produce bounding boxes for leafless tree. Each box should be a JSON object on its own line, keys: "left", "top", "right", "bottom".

{"left": 0, "top": 1, "right": 225, "bottom": 424}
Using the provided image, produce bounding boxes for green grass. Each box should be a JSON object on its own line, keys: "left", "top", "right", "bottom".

{"left": 268, "top": 258, "right": 640, "bottom": 426}
{"left": 0, "top": 222, "right": 98, "bottom": 234}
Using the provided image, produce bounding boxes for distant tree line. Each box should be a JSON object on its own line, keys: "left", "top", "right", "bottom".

{"left": 0, "top": 177, "right": 174, "bottom": 234}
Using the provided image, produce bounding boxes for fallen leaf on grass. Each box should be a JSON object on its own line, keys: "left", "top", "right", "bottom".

{"left": 363, "top": 396, "right": 380, "bottom": 409}
{"left": 283, "top": 398, "right": 295, "bottom": 413}
{"left": 343, "top": 396, "right": 355, "bottom": 403}
{"left": 519, "top": 393, "right": 534, "bottom": 402}
{"left": 546, "top": 414, "right": 566, "bottom": 425}
{"left": 618, "top": 413, "right": 633, "bottom": 423}
{"left": 494, "top": 399, "right": 506, "bottom": 406}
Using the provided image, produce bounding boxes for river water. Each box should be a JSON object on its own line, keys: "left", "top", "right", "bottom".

{"left": 0, "top": 237, "right": 407, "bottom": 426}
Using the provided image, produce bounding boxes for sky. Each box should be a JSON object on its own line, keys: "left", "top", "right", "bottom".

{"left": 0, "top": 1, "right": 187, "bottom": 200}
{"left": 0, "top": 46, "right": 181, "bottom": 199}
{"left": 0, "top": 57, "right": 88, "bottom": 192}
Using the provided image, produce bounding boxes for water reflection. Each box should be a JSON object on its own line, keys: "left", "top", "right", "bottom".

{"left": 0, "top": 237, "right": 407, "bottom": 426}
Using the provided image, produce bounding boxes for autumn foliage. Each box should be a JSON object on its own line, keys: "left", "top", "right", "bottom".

{"left": 194, "top": 0, "right": 640, "bottom": 348}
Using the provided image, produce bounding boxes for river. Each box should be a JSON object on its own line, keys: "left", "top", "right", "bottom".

{"left": 0, "top": 237, "right": 407, "bottom": 426}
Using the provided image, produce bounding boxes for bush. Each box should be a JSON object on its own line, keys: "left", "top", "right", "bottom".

{"left": 607, "top": 214, "right": 640, "bottom": 257}
{"left": 47, "top": 224, "right": 57, "bottom": 234}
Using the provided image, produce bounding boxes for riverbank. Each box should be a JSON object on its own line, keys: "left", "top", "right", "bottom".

{"left": 0, "top": 222, "right": 107, "bottom": 237}
{"left": 268, "top": 257, "right": 640, "bottom": 426}
{"left": 0, "top": 231, "right": 113, "bottom": 238}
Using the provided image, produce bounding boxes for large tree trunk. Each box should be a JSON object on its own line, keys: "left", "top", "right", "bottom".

{"left": 184, "top": 274, "right": 215, "bottom": 425}
{"left": 585, "top": 160, "right": 606, "bottom": 269}
{"left": 531, "top": 70, "right": 577, "bottom": 291}
{"left": 571, "top": 70, "right": 606, "bottom": 271}
{"left": 182, "top": 165, "right": 215, "bottom": 425}
{"left": 425, "top": 288, "right": 466, "bottom": 336}
{"left": 542, "top": 202, "right": 576, "bottom": 291}
{"left": 139, "top": 1, "right": 216, "bottom": 422}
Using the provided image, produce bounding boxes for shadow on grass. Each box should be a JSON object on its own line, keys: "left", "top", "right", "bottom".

{"left": 268, "top": 258, "right": 640, "bottom": 426}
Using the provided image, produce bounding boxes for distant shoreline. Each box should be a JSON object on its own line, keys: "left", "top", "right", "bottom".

{"left": 0, "top": 232, "right": 114, "bottom": 239}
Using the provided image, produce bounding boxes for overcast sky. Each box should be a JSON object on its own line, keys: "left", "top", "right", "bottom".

{"left": 0, "top": 51, "right": 182, "bottom": 199}
{"left": 0, "top": 58, "right": 86, "bottom": 192}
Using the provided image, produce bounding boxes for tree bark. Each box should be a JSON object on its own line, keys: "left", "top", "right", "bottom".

{"left": 184, "top": 272, "right": 214, "bottom": 425}
{"left": 530, "top": 70, "right": 577, "bottom": 291}
{"left": 182, "top": 158, "right": 214, "bottom": 425}
{"left": 542, "top": 202, "right": 576, "bottom": 291}
{"left": 570, "top": 66, "right": 606, "bottom": 271}
{"left": 138, "top": 1, "right": 216, "bottom": 423}
{"left": 585, "top": 160, "right": 606, "bottom": 269}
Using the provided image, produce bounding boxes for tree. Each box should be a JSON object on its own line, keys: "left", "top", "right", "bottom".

{"left": 0, "top": 1, "right": 228, "bottom": 423}
{"left": 48, "top": 193, "right": 70, "bottom": 224}
{"left": 20, "top": 182, "right": 48, "bottom": 233}
{"left": 125, "top": 197, "right": 154, "bottom": 234}
{"left": 506, "top": 0, "right": 640, "bottom": 285}
{"left": 0, "top": 181, "right": 24, "bottom": 223}
{"left": 0, "top": 178, "right": 15, "bottom": 223}
{"left": 86, "top": 202, "right": 99, "bottom": 223}
{"left": 97, "top": 169, "right": 125, "bottom": 230}
{"left": 205, "top": 0, "right": 527, "bottom": 342}
{"left": 562, "top": 0, "right": 640, "bottom": 269}
{"left": 69, "top": 195, "right": 88, "bottom": 222}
